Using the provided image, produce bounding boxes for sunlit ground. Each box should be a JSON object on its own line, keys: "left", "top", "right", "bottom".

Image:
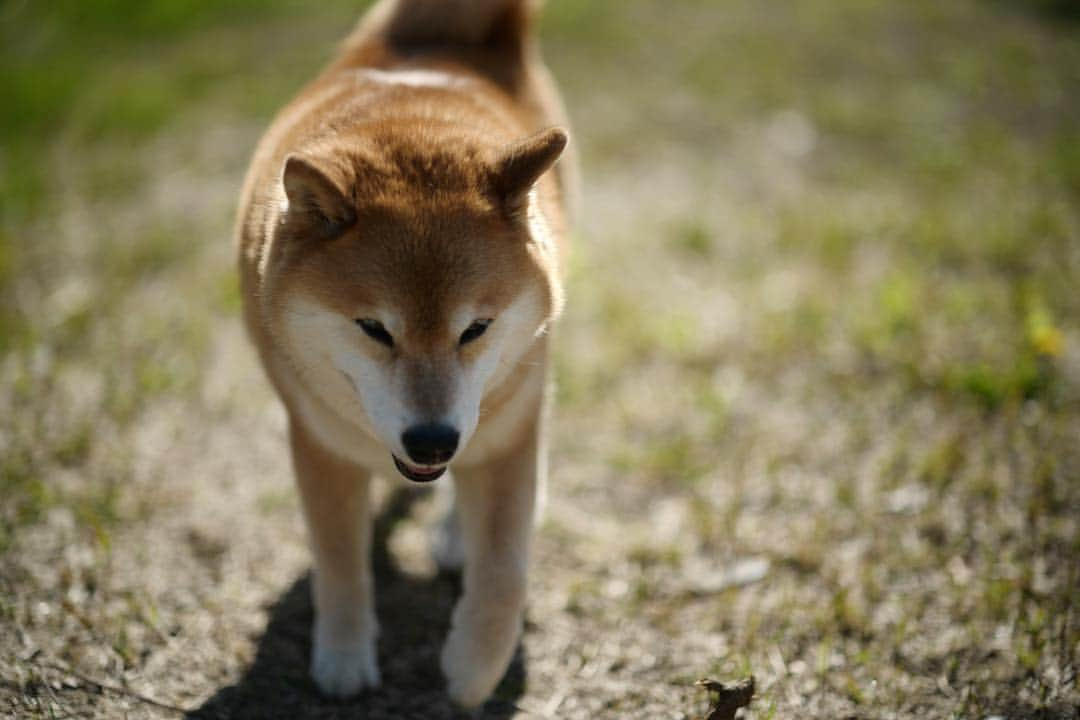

{"left": 1, "top": 1, "right": 1078, "bottom": 718}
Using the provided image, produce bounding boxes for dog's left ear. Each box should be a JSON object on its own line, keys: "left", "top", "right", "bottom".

{"left": 491, "top": 127, "right": 568, "bottom": 218}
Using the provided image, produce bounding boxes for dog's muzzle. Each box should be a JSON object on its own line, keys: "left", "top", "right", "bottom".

{"left": 393, "top": 422, "right": 457, "bottom": 481}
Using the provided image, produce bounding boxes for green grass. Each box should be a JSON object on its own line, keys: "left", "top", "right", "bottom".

{"left": 0, "top": 0, "right": 1078, "bottom": 718}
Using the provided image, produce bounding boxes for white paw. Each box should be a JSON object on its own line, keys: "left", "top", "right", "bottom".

{"left": 311, "top": 633, "right": 380, "bottom": 698}
{"left": 440, "top": 609, "right": 520, "bottom": 708}
{"left": 429, "top": 505, "right": 465, "bottom": 573}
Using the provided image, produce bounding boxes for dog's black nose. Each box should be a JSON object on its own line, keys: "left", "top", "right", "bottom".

{"left": 401, "top": 423, "right": 459, "bottom": 466}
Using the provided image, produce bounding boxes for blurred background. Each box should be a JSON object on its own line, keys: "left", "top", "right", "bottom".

{"left": 1, "top": 1, "right": 1077, "bottom": 718}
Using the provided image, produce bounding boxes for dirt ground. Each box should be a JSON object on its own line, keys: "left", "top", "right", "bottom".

{"left": 1, "top": 1, "right": 1078, "bottom": 718}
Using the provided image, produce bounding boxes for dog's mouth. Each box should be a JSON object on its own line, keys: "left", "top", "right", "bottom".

{"left": 392, "top": 455, "right": 447, "bottom": 483}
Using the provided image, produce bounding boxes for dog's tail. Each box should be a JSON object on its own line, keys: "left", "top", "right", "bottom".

{"left": 355, "top": 0, "right": 539, "bottom": 50}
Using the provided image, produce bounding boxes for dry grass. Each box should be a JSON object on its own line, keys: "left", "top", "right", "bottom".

{"left": 1, "top": 1, "right": 1078, "bottom": 718}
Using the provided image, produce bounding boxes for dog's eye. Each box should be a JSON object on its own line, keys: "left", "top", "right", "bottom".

{"left": 459, "top": 319, "right": 492, "bottom": 346}
{"left": 355, "top": 318, "right": 394, "bottom": 348}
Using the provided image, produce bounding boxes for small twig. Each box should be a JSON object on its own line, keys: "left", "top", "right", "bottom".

{"left": 22, "top": 656, "right": 190, "bottom": 715}
{"left": 696, "top": 676, "right": 755, "bottom": 720}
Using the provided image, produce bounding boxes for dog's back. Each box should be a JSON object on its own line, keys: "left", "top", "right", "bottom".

{"left": 344, "top": 0, "right": 576, "bottom": 223}
{"left": 342, "top": 0, "right": 565, "bottom": 116}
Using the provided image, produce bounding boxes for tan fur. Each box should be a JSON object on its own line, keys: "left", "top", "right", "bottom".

{"left": 235, "top": 0, "right": 571, "bottom": 707}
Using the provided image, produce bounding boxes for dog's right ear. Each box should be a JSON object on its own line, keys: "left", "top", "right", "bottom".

{"left": 281, "top": 154, "right": 356, "bottom": 239}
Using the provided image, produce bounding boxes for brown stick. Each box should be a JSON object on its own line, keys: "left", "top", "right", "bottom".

{"left": 21, "top": 655, "right": 190, "bottom": 715}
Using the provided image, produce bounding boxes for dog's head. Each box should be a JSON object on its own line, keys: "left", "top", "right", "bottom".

{"left": 263, "top": 126, "right": 567, "bottom": 481}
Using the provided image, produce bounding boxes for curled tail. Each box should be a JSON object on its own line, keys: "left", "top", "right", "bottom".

{"left": 358, "top": 0, "right": 539, "bottom": 49}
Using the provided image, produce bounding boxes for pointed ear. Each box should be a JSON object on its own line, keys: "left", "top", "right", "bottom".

{"left": 491, "top": 127, "right": 568, "bottom": 217}
{"left": 281, "top": 154, "right": 355, "bottom": 238}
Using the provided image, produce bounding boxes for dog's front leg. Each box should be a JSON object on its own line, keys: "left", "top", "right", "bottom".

{"left": 289, "top": 416, "right": 380, "bottom": 697}
{"left": 440, "top": 424, "right": 539, "bottom": 707}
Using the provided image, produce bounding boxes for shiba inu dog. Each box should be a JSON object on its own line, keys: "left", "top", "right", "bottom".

{"left": 235, "top": 0, "right": 572, "bottom": 707}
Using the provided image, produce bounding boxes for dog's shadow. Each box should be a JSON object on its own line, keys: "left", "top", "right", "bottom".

{"left": 188, "top": 487, "right": 526, "bottom": 719}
